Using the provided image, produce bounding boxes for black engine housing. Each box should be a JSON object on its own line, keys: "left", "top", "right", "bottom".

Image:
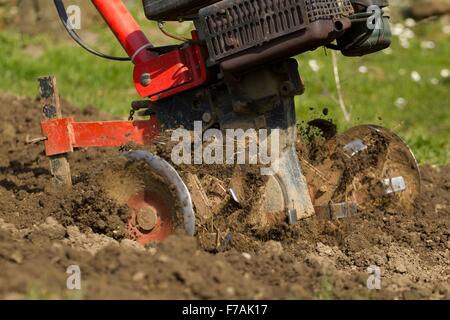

{"left": 143, "top": 0, "right": 219, "bottom": 21}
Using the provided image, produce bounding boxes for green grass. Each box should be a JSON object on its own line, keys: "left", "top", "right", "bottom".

{"left": 0, "top": 5, "right": 191, "bottom": 115}
{"left": 0, "top": 10, "right": 448, "bottom": 164}
{"left": 0, "top": 31, "right": 137, "bottom": 115}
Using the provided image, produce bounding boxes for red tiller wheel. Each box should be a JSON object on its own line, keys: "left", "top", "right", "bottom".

{"left": 99, "top": 151, "right": 195, "bottom": 244}
{"left": 119, "top": 151, "right": 196, "bottom": 245}
{"left": 127, "top": 190, "right": 175, "bottom": 244}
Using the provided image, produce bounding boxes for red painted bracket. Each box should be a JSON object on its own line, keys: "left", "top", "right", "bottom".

{"left": 91, "top": 1, "right": 209, "bottom": 101}
{"left": 133, "top": 32, "right": 208, "bottom": 101}
{"left": 41, "top": 117, "right": 159, "bottom": 156}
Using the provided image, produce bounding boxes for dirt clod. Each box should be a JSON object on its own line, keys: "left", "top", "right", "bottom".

{"left": 0, "top": 93, "right": 448, "bottom": 299}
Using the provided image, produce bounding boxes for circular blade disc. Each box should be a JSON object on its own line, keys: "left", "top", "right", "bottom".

{"left": 127, "top": 189, "right": 174, "bottom": 244}
{"left": 304, "top": 125, "right": 421, "bottom": 213}
{"left": 98, "top": 151, "right": 193, "bottom": 245}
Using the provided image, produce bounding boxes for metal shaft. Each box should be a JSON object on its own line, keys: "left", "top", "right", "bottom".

{"left": 91, "top": 0, "right": 156, "bottom": 64}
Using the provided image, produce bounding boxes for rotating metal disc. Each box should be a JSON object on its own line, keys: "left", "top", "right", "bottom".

{"left": 304, "top": 125, "right": 421, "bottom": 213}
{"left": 99, "top": 151, "right": 195, "bottom": 245}
{"left": 127, "top": 189, "right": 174, "bottom": 244}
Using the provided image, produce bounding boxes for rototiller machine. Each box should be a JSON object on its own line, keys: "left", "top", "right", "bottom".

{"left": 37, "top": 0, "right": 421, "bottom": 244}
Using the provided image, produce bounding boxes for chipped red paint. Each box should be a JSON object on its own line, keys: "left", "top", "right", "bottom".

{"left": 127, "top": 191, "right": 174, "bottom": 244}
{"left": 91, "top": 0, "right": 208, "bottom": 100}
{"left": 41, "top": 117, "right": 159, "bottom": 156}
{"left": 133, "top": 32, "right": 209, "bottom": 100}
{"left": 91, "top": 0, "right": 155, "bottom": 64}
{"left": 42, "top": 1, "right": 208, "bottom": 157}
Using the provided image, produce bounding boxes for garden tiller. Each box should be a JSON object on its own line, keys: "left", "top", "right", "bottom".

{"left": 38, "top": 0, "right": 421, "bottom": 244}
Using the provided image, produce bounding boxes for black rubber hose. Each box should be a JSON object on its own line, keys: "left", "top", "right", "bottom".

{"left": 53, "top": 0, "right": 131, "bottom": 61}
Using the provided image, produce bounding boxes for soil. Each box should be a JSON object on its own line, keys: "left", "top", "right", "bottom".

{"left": 0, "top": 92, "right": 449, "bottom": 300}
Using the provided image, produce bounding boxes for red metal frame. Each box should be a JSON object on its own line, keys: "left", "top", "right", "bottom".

{"left": 41, "top": 117, "right": 159, "bottom": 156}
{"left": 91, "top": 0, "right": 155, "bottom": 64}
{"left": 133, "top": 31, "right": 208, "bottom": 101}
{"left": 41, "top": 0, "right": 210, "bottom": 155}
{"left": 92, "top": 0, "right": 208, "bottom": 101}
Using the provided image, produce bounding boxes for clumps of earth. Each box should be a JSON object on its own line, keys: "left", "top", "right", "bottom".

{"left": 0, "top": 92, "right": 449, "bottom": 299}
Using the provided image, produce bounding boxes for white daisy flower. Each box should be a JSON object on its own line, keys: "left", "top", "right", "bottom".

{"left": 430, "top": 78, "right": 439, "bottom": 85}
{"left": 358, "top": 66, "right": 368, "bottom": 74}
{"left": 404, "top": 18, "right": 416, "bottom": 28}
{"left": 443, "top": 25, "right": 450, "bottom": 34}
{"left": 402, "top": 28, "right": 415, "bottom": 39}
{"left": 383, "top": 47, "right": 393, "bottom": 55}
{"left": 395, "top": 97, "right": 407, "bottom": 110}
{"left": 400, "top": 40, "right": 410, "bottom": 49}
{"left": 391, "top": 23, "right": 404, "bottom": 36}
{"left": 411, "top": 71, "right": 421, "bottom": 82}
{"left": 308, "top": 59, "right": 320, "bottom": 73}
{"left": 420, "top": 41, "right": 435, "bottom": 49}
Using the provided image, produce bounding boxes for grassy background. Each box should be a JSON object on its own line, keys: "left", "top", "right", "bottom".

{"left": 0, "top": 2, "right": 449, "bottom": 164}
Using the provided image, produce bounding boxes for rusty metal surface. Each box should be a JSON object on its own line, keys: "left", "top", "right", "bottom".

{"left": 315, "top": 202, "right": 358, "bottom": 220}
{"left": 143, "top": 0, "right": 220, "bottom": 21}
{"left": 195, "top": 0, "right": 354, "bottom": 68}
{"left": 123, "top": 151, "right": 196, "bottom": 238}
{"left": 127, "top": 190, "right": 174, "bottom": 243}
{"left": 38, "top": 76, "right": 72, "bottom": 188}
{"left": 40, "top": 117, "right": 159, "bottom": 156}
{"left": 220, "top": 18, "right": 351, "bottom": 72}
{"left": 133, "top": 40, "right": 209, "bottom": 101}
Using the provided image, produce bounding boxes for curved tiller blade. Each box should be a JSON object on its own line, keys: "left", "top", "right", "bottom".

{"left": 100, "top": 150, "right": 195, "bottom": 245}
{"left": 304, "top": 125, "right": 421, "bottom": 215}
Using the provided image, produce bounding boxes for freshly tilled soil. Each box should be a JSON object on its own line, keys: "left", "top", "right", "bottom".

{"left": 0, "top": 92, "right": 448, "bottom": 300}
